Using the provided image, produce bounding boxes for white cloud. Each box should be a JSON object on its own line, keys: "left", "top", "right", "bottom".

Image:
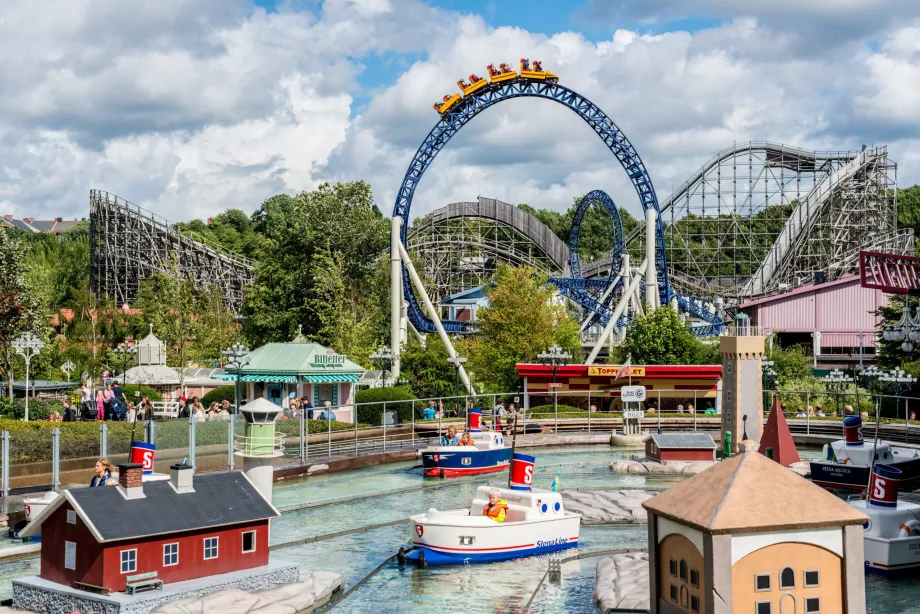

{"left": 1, "top": 0, "right": 920, "bottom": 230}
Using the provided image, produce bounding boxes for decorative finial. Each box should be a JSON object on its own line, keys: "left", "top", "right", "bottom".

{"left": 149, "top": 323, "right": 153, "bottom": 335}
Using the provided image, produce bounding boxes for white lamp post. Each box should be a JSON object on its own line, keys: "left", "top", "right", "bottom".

{"left": 223, "top": 343, "right": 251, "bottom": 414}
{"left": 370, "top": 346, "right": 395, "bottom": 388}
{"left": 538, "top": 345, "right": 572, "bottom": 421}
{"left": 13, "top": 332, "right": 45, "bottom": 422}
{"left": 447, "top": 355, "right": 468, "bottom": 413}
{"left": 60, "top": 360, "right": 76, "bottom": 383}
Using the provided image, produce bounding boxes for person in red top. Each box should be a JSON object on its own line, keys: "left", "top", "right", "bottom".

{"left": 483, "top": 488, "right": 508, "bottom": 523}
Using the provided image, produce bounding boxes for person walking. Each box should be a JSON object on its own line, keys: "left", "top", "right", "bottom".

{"left": 95, "top": 389, "right": 105, "bottom": 421}
{"left": 91, "top": 458, "right": 115, "bottom": 487}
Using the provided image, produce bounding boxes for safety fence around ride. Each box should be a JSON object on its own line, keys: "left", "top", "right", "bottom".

{"left": 3, "top": 388, "right": 920, "bottom": 495}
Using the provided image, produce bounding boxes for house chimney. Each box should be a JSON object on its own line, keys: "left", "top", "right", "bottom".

{"left": 3, "top": 215, "right": 12, "bottom": 220}
{"left": 170, "top": 464, "right": 195, "bottom": 494}
{"left": 55, "top": 217, "right": 62, "bottom": 222}
{"left": 117, "top": 463, "right": 145, "bottom": 500}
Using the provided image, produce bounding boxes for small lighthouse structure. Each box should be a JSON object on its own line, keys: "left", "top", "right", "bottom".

{"left": 235, "top": 398, "right": 283, "bottom": 503}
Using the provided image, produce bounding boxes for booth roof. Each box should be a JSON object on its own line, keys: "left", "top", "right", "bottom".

{"left": 225, "top": 342, "right": 365, "bottom": 376}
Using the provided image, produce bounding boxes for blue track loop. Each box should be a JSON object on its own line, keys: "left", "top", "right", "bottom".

{"left": 392, "top": 80, "right": 670, "bottom": 334}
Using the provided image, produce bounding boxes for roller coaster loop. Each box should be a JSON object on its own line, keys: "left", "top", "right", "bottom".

{"left": 392, "top": 79, "right": 670, "bottom": 334}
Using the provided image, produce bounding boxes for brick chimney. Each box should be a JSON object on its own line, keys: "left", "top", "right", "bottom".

{"left": 3, "top": 215, "right": 12, "bottom": 220}
{"left": 117, "top": 463, "right": 145, "bottom": 500}
{"left": 170, "top": 464, "right": 195, "bottom": 494}
{"left": 55, "top": 217, "right": 62, "bottom": 222}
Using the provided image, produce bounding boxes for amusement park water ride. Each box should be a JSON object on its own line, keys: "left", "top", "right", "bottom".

{"left": 849, "top": 464, "right": 920, "bottom": 575}
{"left": 420, "top": 410, "right": 512, "bottom": 477}
{"left": 809, "top": 416, "right": 920, "bottom": 491}
{"left": 403, "top": 452, "right": 581, "bottom": 566}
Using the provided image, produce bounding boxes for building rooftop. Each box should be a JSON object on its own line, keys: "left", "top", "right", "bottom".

{"left": 647, "top": 432, "right": 717, "bottom": 449}
{"left": 22, "top": 471, "right": 278, "bottom": 542}
{"left": 1, "top": 216, "right": 83, "bottom": 234}
{"left": 642, "top": 451, "right": 867, "bottom": 534}
{"left": 226, "top": 343, "right": 365, "bottom": 376}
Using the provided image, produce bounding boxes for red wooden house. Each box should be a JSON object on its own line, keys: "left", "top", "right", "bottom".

{"left": 21, "top": 463, "right": 279, "bottom": 594}
{"left": 645, "top": 432, "right": 717, "bottom": 462}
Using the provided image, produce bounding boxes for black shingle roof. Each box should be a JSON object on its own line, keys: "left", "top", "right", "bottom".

{"left": 69, "top": 472, "right": 278, "bottom": 542}
{"left": 648, "top": 432, "right": 717, "bottom": 449}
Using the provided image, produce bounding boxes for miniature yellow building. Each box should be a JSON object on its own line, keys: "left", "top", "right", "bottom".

{"left": 643, "top": 451, "right": 868, "bottom": 614}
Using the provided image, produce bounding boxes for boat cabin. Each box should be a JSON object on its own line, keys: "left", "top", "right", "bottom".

{"left": 469, "top": 486, "right": 566, "bottom": 523}
{"left": 645, "top": 432, "right": 717, "bottom": 462}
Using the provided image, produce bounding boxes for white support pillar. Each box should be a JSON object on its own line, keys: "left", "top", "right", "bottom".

{"left": 397, "top": 241, "right": 473, "bottom": 393}
{"left": 390, "top": 217, "right": 403, "bottom": 381}
{"left": 587, "top": 261, "right": 647, "bottom": 364}
{"left": 645, "top": 208, "right": 659, "bottom": 311}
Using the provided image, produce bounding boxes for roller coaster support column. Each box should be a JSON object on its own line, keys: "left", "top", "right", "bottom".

{"left": 396, "top": 241, "right": 473, "bottom": 394}
{"left": 587, "top": 259, "right": 647, "bottom": 365}
{"left": 645, "top": 208, "right": 659, "bottom": 312}
{"left": 390, "top": 217, "right": 402, "bottom": 382}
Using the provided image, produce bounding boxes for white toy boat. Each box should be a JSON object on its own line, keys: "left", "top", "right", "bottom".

{"left": 403, "top": 453, "right": 581, "bottom": 565}
{"left": 849, "top": 464, "right": 920, "bottom": 575}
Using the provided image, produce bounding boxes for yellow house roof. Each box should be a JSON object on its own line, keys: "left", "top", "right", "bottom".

{"left": 642, "top": 451, "right": 868, "bottom": 534}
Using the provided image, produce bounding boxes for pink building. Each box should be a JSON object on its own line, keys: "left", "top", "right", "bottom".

{"left": 739, "top": 275, "right": 890, "bottom": 365}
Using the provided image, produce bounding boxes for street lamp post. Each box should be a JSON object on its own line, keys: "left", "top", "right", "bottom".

{"left": 60, "top": 360, "right": 75, "bottom": 383}
{"left": 115, "top": 342, "right": 136, "bottom": 387}
{"left": 369, "top": 346, "right": 395, "bottom": 388}
{"left": 223, "top": 343, "right": 251, "bottom": 415}
{"left": 821, "top": 368, "right": 853, "bottom": 417}
{"left": 13, "top": 332, "right": 45, "bottom": 422}
{"left": 761, "top": 360, "right": 778, "bottom": 409}
{"left": 538, "top": 345, "right": 572, "bottom": 426}
{"left": 447, "top": 355, "right": 467, "bottom": 416}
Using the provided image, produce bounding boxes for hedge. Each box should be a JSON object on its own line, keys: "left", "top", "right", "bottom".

{"left": 354, "top": 387, "right": 419, "bottom": 425}
{"left": 117, "top": 385, "right": 162, "bottom": 402}
{"left": 201, "top": 385, "right": 236, "bottom": 406}
{"left": 527, "top": 404, "right": 583, "bottom": 415}
{"left": 0, "top": 416, "right": 372, "bottom": 464}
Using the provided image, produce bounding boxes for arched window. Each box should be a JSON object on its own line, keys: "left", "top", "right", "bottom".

{"left": 679, "top": 559, "right": 688, "bottom": 581}
{"left": 780, "top": 567, "right": 795, "bottom": 589}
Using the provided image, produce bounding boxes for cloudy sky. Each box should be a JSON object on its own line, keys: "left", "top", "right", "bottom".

{"left": 2, "top": 0, "right": 919, "bottom": 224}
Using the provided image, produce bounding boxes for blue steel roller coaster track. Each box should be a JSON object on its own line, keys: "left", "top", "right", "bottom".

{"left": 392, "top": 77, "right": 724, "bottom": 336}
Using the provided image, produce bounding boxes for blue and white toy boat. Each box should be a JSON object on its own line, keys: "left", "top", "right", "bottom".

{"left": 810, "top": 417, "right": 920, "bottom": 491}
{"left": 421, "top": 409, "right": 512, "bottom": 478}
{"left": 849, "top": 464, "right": 920, "bottom": 576}
{"left": 404, "top": 453, "right": 581, "bottom": 565}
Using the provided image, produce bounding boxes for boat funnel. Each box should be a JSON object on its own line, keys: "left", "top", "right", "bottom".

{"left": 844, "top": 416, "right": 864, "bottom": 447}
{"left": 468, "top": 407, "right": 482, "bottom": 432}
{"left": 509, "top": 452, "right": 535, "bottom": 491}
{"left": 130, "top": 441, "right": 156, "bottom": 475}
{"left": 868, "top": 464, "right": 901, "bottom": 508}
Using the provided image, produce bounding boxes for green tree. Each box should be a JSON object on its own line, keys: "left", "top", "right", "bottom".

{"left": 243, "top": 182, "right": 389, "bottom": 348}
{"left": 463, "top": 265, "right": 581, "bottom": 392}
{"left": 0, "top": 230, "right": 43, "bottom": 397}
{"left": 400, "top": 337, "right": 456, "bottom": 399}
{"left": 765, "top": 339, "right": 811, "bottom": 382}
{"left": 612, "top": 307, "right": 716, "bottom": 366}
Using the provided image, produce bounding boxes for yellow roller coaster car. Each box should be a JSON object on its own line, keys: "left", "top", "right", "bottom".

{"left": 433, "top": 93, "right": 462, "bottom": 114}
{"left": 519, "top": 59, "right": 558, "bottom": 83}
{"left": 458, "top": 73, "right": 489, "bottom": 96}
{"left": 487, "top": 63, "right": 518, "bottom": 84}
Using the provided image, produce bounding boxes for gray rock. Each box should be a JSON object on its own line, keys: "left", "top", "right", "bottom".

{"left": 593, "top": 552, "right": 650, "bottom": 611}
{"left": 610, "top": 459, "right": 713, "bottom": 475}
{"left": 562, "top": 490, "right": 653, "bottom": 524}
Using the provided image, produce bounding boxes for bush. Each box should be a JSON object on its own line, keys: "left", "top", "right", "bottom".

{"left": 118, "top": 385, "right": 162, "bottom": 402}
{"left": 527, "top": 404, "right": 583, "bottom": 415}
{"left": 3, "top": 399, "right": 61, "bottom": 421}
{"left": 354, "top": 387, "right": 419, "bottom": 425}
{"left": 201, "top": 386, "right": 236, "bottom": 406}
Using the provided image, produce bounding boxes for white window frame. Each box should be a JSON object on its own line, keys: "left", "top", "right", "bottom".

{"left": 66, "top": 510, "right": 77, "bottom": 525}
{"left": 755, "top": 573, "right": 772, "bottom": 592}
{"left": 203, "top": 536, "right": 219, "bottom": 560}
{"left": 805, "top": 596, "right": 821, "bottom": 613}
{"left": 64, "top": 541, "right": 76, "bottom": 570}
{"left": 804, "top": 569, "right": 820, "bottom": 588}
{"left": 120, "top": 548, "right": 137, "bottom": 574}
{"left": 241, "top": 530, "right": 256, "bottom": 553}
{"left": 163, "top": 542, "right": 179, "bottom": 567}
{"left": 755, "top": 601, "right": 772, "bottom": 614}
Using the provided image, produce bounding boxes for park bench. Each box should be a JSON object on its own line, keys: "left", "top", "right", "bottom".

{"left": 125, "top": 571, "right": 163, "bottom": 595}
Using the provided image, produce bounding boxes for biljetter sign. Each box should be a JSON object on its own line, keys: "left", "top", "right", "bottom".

{"left": 310, "top": 348, "right": 346, "bottom": 368}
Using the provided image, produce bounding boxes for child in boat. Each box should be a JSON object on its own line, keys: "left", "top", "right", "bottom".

{"left": 459, "top": 431, "right": 474, "bottom": 446}
{"left": 483, "top": 488, "right": 508, "bottom": 523}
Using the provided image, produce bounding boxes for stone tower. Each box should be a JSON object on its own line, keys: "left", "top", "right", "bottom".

{"left": 719, "top": 332, "right": 765, "bottom": 456}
